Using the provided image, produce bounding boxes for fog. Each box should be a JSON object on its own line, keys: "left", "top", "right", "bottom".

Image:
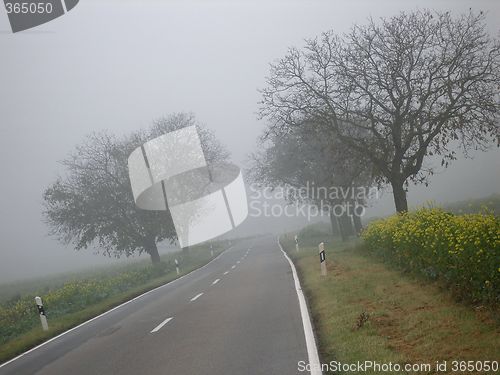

{"left": 0, "top": 0, "right": 498, "bottom": 283}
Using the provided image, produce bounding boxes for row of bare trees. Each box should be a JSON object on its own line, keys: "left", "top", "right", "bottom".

{"left": 43, "top": 10, "right": 499, "bottom": 261}
{"left": 253, "top": 9, "right": 499, "bottom": 227}
{"left": 249, "top": 122, "right": 372, "bottom": 240}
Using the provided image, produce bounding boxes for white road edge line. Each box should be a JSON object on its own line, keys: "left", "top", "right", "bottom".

{"left": 190, "top": 293, "right": 204, "bottom": 302}
{"left": 0, "top": 246, "right": 232, "bottom": 369}
{"left": 150, "top": 317, "right": 173, "bottom": 333}
{"left": 212, "top": 278, "right": 220, "bottom": 285}
{"left": 278, "top": 237, "right": 322, "bottom": 375}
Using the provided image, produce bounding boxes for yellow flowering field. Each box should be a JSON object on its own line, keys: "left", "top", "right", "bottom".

{"left": 362, "top": 208, "right": 500, "bottom": 305}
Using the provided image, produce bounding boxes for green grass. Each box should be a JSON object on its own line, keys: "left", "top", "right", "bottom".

{"left": 281, "top": 234, "right": 500, "bottom": 375}
{"left": 0, "top": 242, "right": 228, "bottom": 364}
{"left": 443, "top": 193, "right": 500, "bottom": 216}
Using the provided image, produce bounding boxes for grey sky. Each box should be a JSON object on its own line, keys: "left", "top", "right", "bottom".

{"left": 0, "top": 0, "right": 498, "bottom": 282}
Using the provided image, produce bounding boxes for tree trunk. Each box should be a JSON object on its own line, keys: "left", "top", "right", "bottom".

{"left": 338, "top": 212, "right": 353, "bottom": 242}
{"left": 337, "top": 215, "right": 347, "bottom": 242}
{"left": 329, "top": 210, "right": 340, "bottom": 237}
{"left": 391, "top": 180, "right": 408, "bottom": 213}
{"left": 145, "top": 238, "right": 161, "bottom": 264}
{"left": 343, "top": 212, "right": 355, "bottom": 237}
{"left": 352, "top": 213, "right": 363, "bottom": 235}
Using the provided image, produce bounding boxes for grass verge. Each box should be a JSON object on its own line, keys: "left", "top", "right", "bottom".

{"left": 281, "top": 234, "right": 500, "bottom": 374}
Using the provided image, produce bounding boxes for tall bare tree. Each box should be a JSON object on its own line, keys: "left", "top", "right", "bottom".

{"left": 43, "top": 113, "right": 229, "bottom": 264}
{"left": 259, "top": 10, "right": 500, "bottom": 212}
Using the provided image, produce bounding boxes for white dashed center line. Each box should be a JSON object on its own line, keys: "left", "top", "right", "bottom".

{"left": 190, "top": 293, "right": 204, "bottom": 302}
{"left": 231, "top": 265, "right": 236, "bottom": 269}
{"left": 237, "top": 261, "right": 240, "bottom": 264}
{"left": 150, "top": 317, "right": 173, "bottom": 333}
{"left": 223, "top": 271, "right": 229, "bottom": 275}
{"left": 212, "top": 278, "right": 220, "bottom": 285}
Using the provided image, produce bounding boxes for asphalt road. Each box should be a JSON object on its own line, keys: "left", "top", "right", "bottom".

{"left": 0, "top": 235, "right": 312, "bottom": 375}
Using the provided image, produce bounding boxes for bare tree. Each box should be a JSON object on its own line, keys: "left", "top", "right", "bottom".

{"left": 259, "top": 10, "right": 500, "bottom": 212}
{"left": 43, "top": 113, "right": 229, "bottom": 264}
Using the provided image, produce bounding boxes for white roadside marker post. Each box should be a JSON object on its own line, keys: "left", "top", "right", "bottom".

{"left": 174, "top": 258, "right": 180, "bottom": 275}
{"left": 295, "top": 234, "right": 299, "bottom": 252}
{"left": 210, "top": 244, "right": 214, "bottom": 257}
{"left": 34, "top": 296, "right": 49, "bottom": 331}
{"left": 319, "top": 242, "right": 327, "bottom": 276}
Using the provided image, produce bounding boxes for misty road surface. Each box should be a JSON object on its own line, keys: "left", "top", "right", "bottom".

{"left": 0, "top": 236, "right": 312, "bottom": 375}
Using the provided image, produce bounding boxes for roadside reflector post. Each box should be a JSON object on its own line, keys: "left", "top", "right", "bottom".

{"left": 174, "top": 258, "right": 180, "bottom": 275}
{"left": 295, "top": 235, "right": 299, "bottom": 252}
{"left": 210, "top": 244, "right": 214, "bottom": 257}
{"left": 35, "top": 296, "right": 49, "bottom": 331}
{"left": 319, "top": 242, "right": 327, "bottom": 276}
